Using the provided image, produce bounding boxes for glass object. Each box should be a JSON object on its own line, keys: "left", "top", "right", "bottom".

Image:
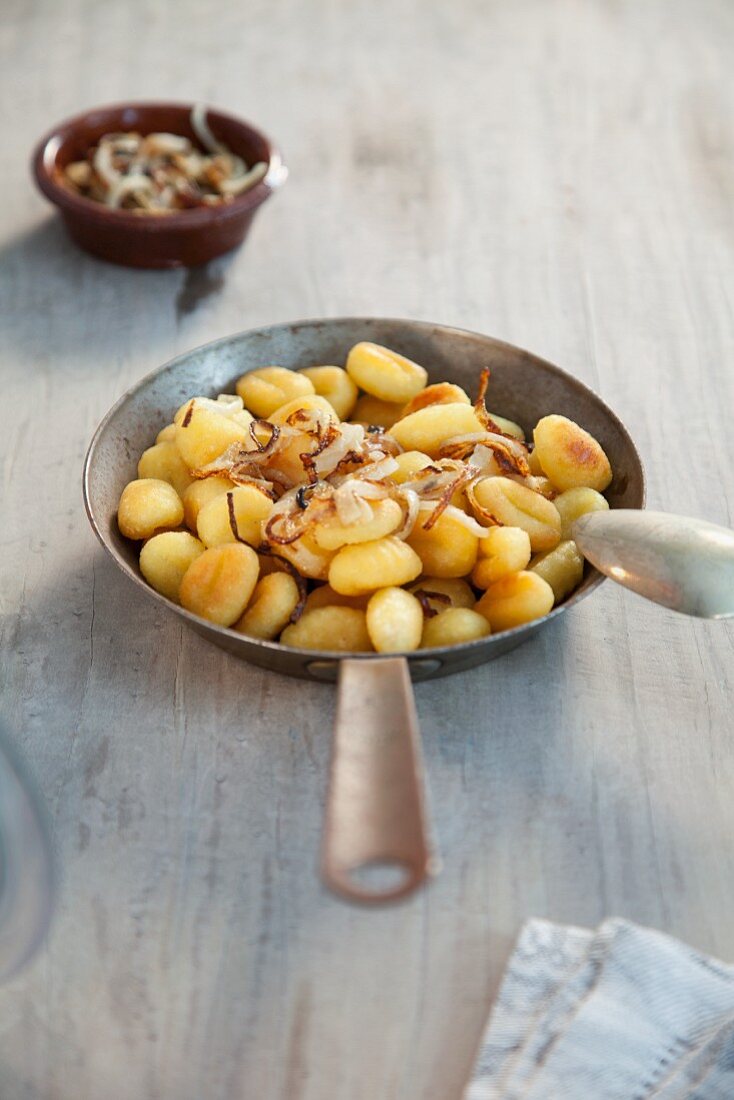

{"left": 0, "top": 722, "right": 54, "bottom": 981}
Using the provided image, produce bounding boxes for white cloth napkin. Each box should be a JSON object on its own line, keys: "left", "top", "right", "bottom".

{"left": 466, "top": 919, "right": 734, "bottom": 1100}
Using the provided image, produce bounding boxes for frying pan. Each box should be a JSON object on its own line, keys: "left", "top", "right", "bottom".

{"left": 83, "top": 318, "right": 645, "bottom": 903}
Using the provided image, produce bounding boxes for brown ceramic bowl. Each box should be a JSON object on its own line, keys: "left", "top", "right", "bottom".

{"left": 32, "top": 101, "right": 287, "bottom": 268}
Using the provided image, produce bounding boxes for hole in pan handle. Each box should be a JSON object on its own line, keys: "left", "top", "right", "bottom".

{"left": 321, "top": 656, "right": 437, "bottom": 905}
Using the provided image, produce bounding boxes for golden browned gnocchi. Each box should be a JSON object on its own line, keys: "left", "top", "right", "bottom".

{"left": 155, "top": 423, "right": 178, "bottom": 444}
{"left": 352, "top": 394, "right": 404, "bottom": 429}
{"left": 119, "top": 342, "right": 614, "bottom": 648}
{"left": 530, "top": 540, "right": 584, "bottom": 603}
{"left": 405, "top": 505, "right": 479, "bottom": 578}
{"left": 175, "top": 405, "right": 252, "bottom": 469}
{"left": 303, "top": 585, "right": 370, "bottom": 612}
{"left": 234, "top": 572, "right": 302, "bottom": 640}
{"left": 486, "top": 413, "right": 525, "bottom": 441}
{"left": 472, "top": 526, "right": 532, "bottom": 589}
{"left": 139, "top": 531, "right": 205, "bottom": 603}
{"left": 329, "top": 537, "right": 422, "bottom": 596}
{"left": 298, "top": 366, "right": 358, "bottom": 419}
{"left": 179, "top": 543, "right": 259, "bottom": 626}
{"left": 182, "top": 475, "right": 235, "bottom": 532}
{"left": 401, "top": 382, "right": 470, "bottom": 417}
{"left": 236, "top": 366, "right": 315, "bottom": 419}
{"left": 268, "top": 393, "right": 338, "bottom": 426}
{"left": 388, "top": 451, "right": 434, "bottom": 483}
{"left": 137, "top": 441, "right": 194, "bottom": 498}
{"left": 312, "top": 498, "right": 403, "bottom": 551}
{"left": 421, "top": 607, "right": 491, "bottom": 648}
{"left": 554, "top": 486, "right": 610, "bottom": 540}
{"left": 366, "top": 587, "right": 423, "bottom": 652}
{"left": 533, "top": 414, "right": 612, "bottom": 492}
{"left": 475, "top": 571, "right": 555, "bottom": 632}
{"left": 280, "top": 606, "right": 372, "bottom": 651}
{"left": 469, "top": 477, "right": 561, "bottom": 552}
{"left": 196, "top": 485, "right": 273, "bottom": 548}
{"left": 346, "top": 342, "right": 427, "bottom": 403}
{"left": 118, "top": 478, "right": 184, "bottom": 540}
{"left": 527, "top": 448, "right": 544, "bottom": 475}
{"left": 409, "top": 577, "right": 475, "bottom": 612}
{"left": 390, "top": 403, "right": 484, "bottom": 456}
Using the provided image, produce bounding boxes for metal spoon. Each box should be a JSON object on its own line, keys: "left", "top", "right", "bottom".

{"left": 572, "top": 510, "right": 734, "bottom": 619}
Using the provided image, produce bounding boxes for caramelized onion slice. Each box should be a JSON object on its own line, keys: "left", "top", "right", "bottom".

{"left": 393, "top": 488, "right": 421, "bottom": 540}
{"left": 412, "top": 589, "right": 452, "bottom": 619}
{"left": 332, "top": 479, "right": 388, "bottom": 526}
{"left": 420, "top": 463, "right": 478, "bottom": 531}
{"left": 440, "top": 503, "right": 494, "bottom": 538}
{"left": 264, "top": 483, "right": 337, "bottom": 544}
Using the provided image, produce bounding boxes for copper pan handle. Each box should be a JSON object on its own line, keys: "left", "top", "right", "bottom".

{"left": 321, "top": 656, "right": 436, "bottom": 904}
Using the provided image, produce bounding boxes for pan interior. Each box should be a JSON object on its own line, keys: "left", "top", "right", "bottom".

{"left": 84, "top": 318, "right": 645, "bottom": 680}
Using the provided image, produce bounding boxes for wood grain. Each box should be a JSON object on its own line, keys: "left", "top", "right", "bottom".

{"left": 0, "top": 1, "right": 733, "bottom": 1097}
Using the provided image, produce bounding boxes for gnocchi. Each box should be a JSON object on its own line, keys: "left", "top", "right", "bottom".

{"left": 388, "top": 451, "right": 434, "bottom": 484}
{"left": 352, "top": 394, "right": 404, "bottom": 429}
{"left": 469, "top": 477, "right": 561, "bottom": 552}
{"left": 175, "top": 405, "right": 252, "bottom": 469}
{"left": 406, "top": 505, "right": 479, "bottom": 578}
{"left": 196, "top": 485, "right": 273, "bottom": 549}
{"left": 472, "top": 526, "right": 532, "bottom": 589}
{"left": 346, "top": 342, "right": 427, "bottom": 403}
{"left": 304, "top": 585, "right": 369, "bottom": 612}
{"left": 118, "top": 478, "right": 184, "bottom": 540}
{"left": 409, "top": 577, "right": 475, "bottom": 612}
{"left": 138, "top": 441, "right": 194, "bottom": 498}
{"left": 179, "top": 543, "right": 259, "bottom": 626}
{"left": 475, "top": 571, "right": 555, "bottom": 632}
{"left": 401, "top": 382, "right": 470, "bottom": 417}
{"left": 366, "top": 587, "right": 423, "bottom": 653}
{"left": 156, "top": 423, "right": 178, "bottom": 445}
{"left": 280, "top": 606, "right": 372, "bottom": 651}
{"left": 554, "top": 486, "right": 610, "bottom": 540}
{"left": 421, "top": 607, "right": 491, "bottom": 648}
{"left": 236, "top": 366, "right": 314, "bottom": 419}
{"left": 533, "top": 414, "right": 612, "bottom": 492}
{"left": 298, "top": 365, "right": 358, "bottom": 419}
{"left": 329, "top": 537, "right": 422, "bottom": 596}
{"left": 139, "top": 531, "right": 205, "bottom": 603}
{"left": 530, "top": 540, "right": 585, "bottom": 603}
{"left": 119, "top": 341, "right": 614, "bottom": 650}
{"left": 182, "top": 476, "right": 235, "bottom": 532}
{"left": 234, "top": 572, "right": 302, "bottom": 640}
{"left": 390, "top": 403, "right": 484, "bottom": 457}
{"left": 312, "top": 497, "right": 403, "bottom": 551}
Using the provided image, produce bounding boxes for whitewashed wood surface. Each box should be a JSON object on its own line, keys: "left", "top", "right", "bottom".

{"left": 1, "top": 1, "right": 733, "bottom": 1097}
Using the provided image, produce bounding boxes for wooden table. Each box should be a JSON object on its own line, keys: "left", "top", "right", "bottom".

{"left": 1, "top": 1, "right": 733, "bottom": 1096}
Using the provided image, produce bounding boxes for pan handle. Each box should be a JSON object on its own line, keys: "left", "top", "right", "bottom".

{"left": 321, "top": 656, "right": 436, "bottom": 904}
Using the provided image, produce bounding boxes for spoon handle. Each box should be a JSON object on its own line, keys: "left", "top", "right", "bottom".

{"left": 572, "top": 510, "right": 734, "bottom": 619}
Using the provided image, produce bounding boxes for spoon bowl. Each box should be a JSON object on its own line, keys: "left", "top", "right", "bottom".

{"left": 573, "top": 510, "right": 734, "bottom": 619}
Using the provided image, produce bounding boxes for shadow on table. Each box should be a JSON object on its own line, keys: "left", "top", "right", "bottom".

{"left": 0, "top": 218, "right": 232, "bottom": 370}
{"left": 0, "top": 1065, "right": 46, "bottom": 1100}
{"left": 6, "top": 549, "right": 712, "bottom": 1100}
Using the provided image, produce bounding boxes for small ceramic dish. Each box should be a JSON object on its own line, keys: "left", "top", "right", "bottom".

{"left": 32, "top": 101, "right": 287, "bottom": 268}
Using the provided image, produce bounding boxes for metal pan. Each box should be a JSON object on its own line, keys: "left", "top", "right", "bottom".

{"left": 83, "top": 318, "right": 645, "bottom": 903}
